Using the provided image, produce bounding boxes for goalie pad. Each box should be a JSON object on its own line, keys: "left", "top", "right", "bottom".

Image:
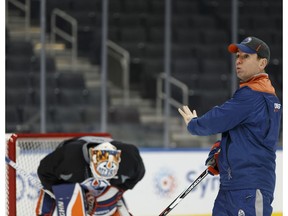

{"left": 35, "top": 189, "right": 56, "bottom": 216}
{"left": 52, "top": 183, "right": 86, "bottom": 216}
{"left": 91, "top": 186, "right": 124, "bottom": 216}
{"left": 116, "top": 200, "right": 132, "bottom": 216}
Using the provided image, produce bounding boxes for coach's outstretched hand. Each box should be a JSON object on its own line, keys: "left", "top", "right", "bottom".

{"left": 178, "top": 105, "right": 198, "bottom": 125}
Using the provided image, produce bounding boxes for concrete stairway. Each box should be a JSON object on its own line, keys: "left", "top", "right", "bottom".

{"left": 6, "top": 7, "right": 216, "bottom": 148}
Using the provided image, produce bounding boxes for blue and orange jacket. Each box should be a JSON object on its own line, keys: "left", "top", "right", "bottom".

{"left": 187, "top": 73, "right": 282, "bottom": 195}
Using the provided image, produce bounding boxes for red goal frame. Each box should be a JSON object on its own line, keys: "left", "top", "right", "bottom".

{"left": 6, "top": 132, "right": 112, "bottom": 216}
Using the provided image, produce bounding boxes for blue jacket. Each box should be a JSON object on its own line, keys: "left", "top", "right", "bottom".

{"left": 187, "top": 73, "right": 282, "bottom": 195}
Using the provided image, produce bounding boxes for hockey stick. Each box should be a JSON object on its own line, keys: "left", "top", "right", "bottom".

{"left": 5, "top": 156, "right": 43, "bottom": 190}
{"left": 159, "top": 168, "right": 209, "bottom": 216}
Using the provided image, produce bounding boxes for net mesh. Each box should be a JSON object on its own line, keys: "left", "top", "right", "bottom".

{"left": 5, "top": 133, "right": 111, "bottom": 216}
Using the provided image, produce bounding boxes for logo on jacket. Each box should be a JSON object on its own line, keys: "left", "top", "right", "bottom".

{"left": 274, "top": 103, "right": 281, "bottom": 112}
{"left": 238, "top": 209, "right": 245, "bottom": 216}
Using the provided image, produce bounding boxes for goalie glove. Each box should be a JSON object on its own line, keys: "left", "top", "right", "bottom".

{"left": 81, "top": 178, "right": 111, "bottom": 215}
{"left": 205, "top": 140, "right": 221, "bottom": 176}
{"left": 81, "top": 178, "right": 124, "bottom": 216}
{"left": 86, "top": 186, "right": 125, "bottom": 216}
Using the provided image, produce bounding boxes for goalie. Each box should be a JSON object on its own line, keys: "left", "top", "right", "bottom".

{"left": 35, "top": 136, "right": 145, "bottom": 216}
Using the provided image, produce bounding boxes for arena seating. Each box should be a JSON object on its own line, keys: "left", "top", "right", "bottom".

{"left": 5, "top": 35, "right": 108, "bottom": 133}
{"left": 6, "top": 0, "right": 282, "bottom": 141}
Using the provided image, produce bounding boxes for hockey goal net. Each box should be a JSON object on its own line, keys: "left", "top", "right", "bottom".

{"left": 5, "top": 132, "right": 112, "bottom": 216}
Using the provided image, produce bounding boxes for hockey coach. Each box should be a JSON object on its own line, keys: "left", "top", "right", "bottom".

{"left": 178, "top": 36, "right": 282, "bottom": 215}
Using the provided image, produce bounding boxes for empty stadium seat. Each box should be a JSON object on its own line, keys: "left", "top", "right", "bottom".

{"left": 201, "top": 59, "right": 229, "bottom": 74}
{"left": 172, "top": 58, "right": 200, "bottom": 75}
{"left": 144, "top": 43, "right": 164, "bottom": 59}
{"left": 147, "top": 27, "right": 164, "bottom": 43}
{"left": 173, "top": 0, "right": 200, "bottom": 15}
{"left": 143, "top": 14, "right": 164, "bottom": 28}
{"left": 6, "top": 106, "right": 21, "bottom": 124}
{"left": 6, "top": 89, "right": 34, "bottom": 107}
{"left": 30, "top": 72, "right": 59, "bottom": 90}
{"left": 6, "top": 56, "right": 34, "bottom": 73}
{"left": 6, "top": 40, "right": 34, "bottom": 57}
{"left": 58, "top": 89, "right": 87, "bottom": 106}
{"left": 149, "top": 1, "right": 164, "bottom": 14}
{"left": 109, "top": 106, "right": 140, "bottom": 123}
{"left": 115, "top": 13, "right": 145, "bottom": 28}
{"left": 31, "top": 88, "right": 60, "bottom": 106}
{"left": 196, "top": 73, "right": 230, "bottom": 91}
{"left": 84, "top": 88, "right": 103, "bottom": 105}
{"left": 6, "top": 73, "right": 32, "bottom": 90}
{"left": 189, "top": 14, "right": 217, "bottom": 30}
{"left": 6, "top": 106, "right": 22, "bottom": 132}
{"left": 120, "top": 27, "right": 147, "bottom": 43}
{"left": 109, "top": 0, "right": 124, "bottom": 13}
{"left": 171, "top": 15, "right": 191, "bottom": 28}
{"left": 171, "top": 45, "right": 195, "bottom": 60}
{"left": 57, "top": 72, "right": 86, "bottom": 90}
{"left": 122, "top": 0, "right": 149, "bottom": 14}
{"left": 31, "top": 56, "right": 56, "bottom": 73}
{"left": 82, "top": 106, "right": 101, "bottom": 124}
{"left": 200, "top": 29, "right": 229, "bottom": 44}
{"left": 173, "top": 28, "right": 201, "bottom": 45}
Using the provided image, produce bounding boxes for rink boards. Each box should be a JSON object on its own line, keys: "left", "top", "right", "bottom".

{"left": 13, "top": 148, "right": 282, "bottom": 216}
{"left": 124, "top": 148, "right": 283, "bottom": 216}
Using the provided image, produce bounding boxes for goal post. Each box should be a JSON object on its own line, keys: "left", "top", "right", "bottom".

{"left": 5, "top": 132, "right": 112, "bottom": 216}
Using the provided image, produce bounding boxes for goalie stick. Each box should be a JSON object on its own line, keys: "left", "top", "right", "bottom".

{"left": 159, "top": 168, "right": 209, "bottom": 216}
{"left": 5, "top": 155, "right": 56, "bottom": 199}
{"left": 5, "top": 156, "right": 43, "bottom": 190}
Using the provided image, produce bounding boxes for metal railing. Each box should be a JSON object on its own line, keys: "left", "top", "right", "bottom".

{"left": 51, "top": 8, "right": 78, "bottom": 66}
{"left": 156, "top": 72, "right": 189, "bottom": 114}
{"left": 7, "top": 0, "right": 31, "bottom": 39}
{"left": 107, "top": 40, "right": 130, "bottom": 105}
{"left": 156, "top": 73, "right": 189, "bottom": 130}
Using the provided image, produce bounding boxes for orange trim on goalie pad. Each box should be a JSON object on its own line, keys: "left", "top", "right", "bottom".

{"left": 35, "top": 189, "right": 55, "bottom": 216}
{"left": 35, "top": 189, "right": 45, "bottom": 215}
{"left": 67, "top": 184, "right": 86, "bottom": 216}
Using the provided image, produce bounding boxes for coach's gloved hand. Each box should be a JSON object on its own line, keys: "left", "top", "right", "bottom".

{"left": 205, "top": 141, "right": 221, "bottom": 176}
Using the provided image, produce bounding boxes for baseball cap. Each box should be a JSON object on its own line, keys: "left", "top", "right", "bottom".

{"left": 228, "top": 36, "right": 270, "bottom": 62}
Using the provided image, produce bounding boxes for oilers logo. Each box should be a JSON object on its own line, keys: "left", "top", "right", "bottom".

{"left": 238, "top": 209, "right": 245, "bottom": 216}
{"left": 274, "top": 103, "right": 281, "bottom": 112}
{"left": 242, "top": 37, "right": 252, "bottom": 44}
{"left": 154, "top": 168, "right": 177, "bottom": 197}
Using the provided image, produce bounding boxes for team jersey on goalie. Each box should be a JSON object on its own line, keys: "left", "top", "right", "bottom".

{"left": 37, "top": 136, "right": 145, "bottom": 192}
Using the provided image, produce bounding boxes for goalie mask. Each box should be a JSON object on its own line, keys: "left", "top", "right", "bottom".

{"left": 89, "top": 142, "right": 121, "bottom": 180}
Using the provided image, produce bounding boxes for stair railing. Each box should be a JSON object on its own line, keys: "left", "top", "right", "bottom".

{"left": 107, "top": 40, "right": 130, "bottom": 105}
{"left": 7, "top": 0, "right": 31, "bottom": 39}
{"left": 51, "top": 8, "right": 78, "bottom": 67}
{"left": 156, "top": 72, "right": 189, "bottom": 129}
